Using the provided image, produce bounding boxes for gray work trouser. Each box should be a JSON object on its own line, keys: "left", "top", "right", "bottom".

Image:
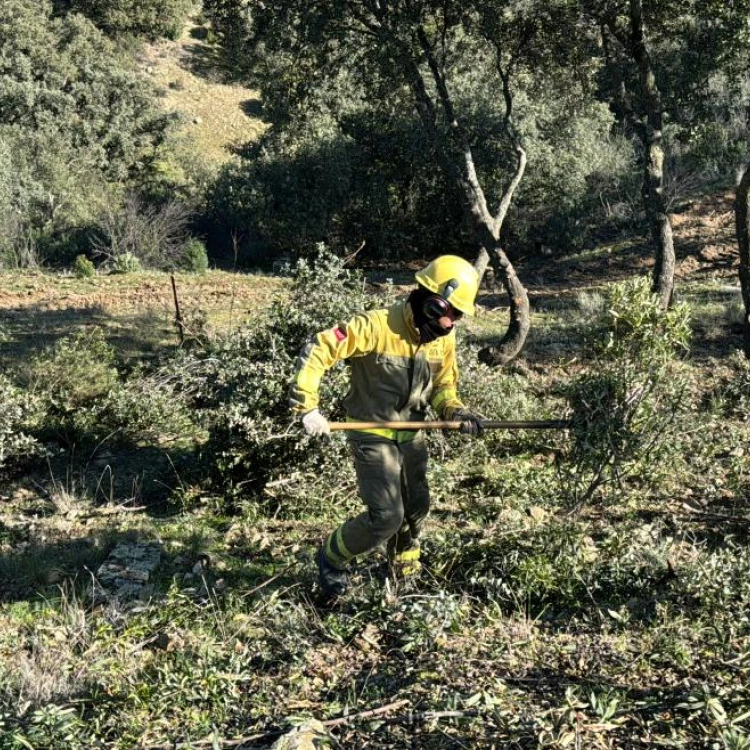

{"left": 323, "top": 435, "right": 430, "bottom": 567}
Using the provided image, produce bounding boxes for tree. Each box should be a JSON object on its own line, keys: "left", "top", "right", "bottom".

{"left": 590, "top": 0, "right": 675, "bottom": 309}
{"left": 0, "top": 0, "right": 177, "bottom": 264}
{"left": 59, "top": 0, "right": 193, "bottom": 40}
{"left": 735, "top": 164, "right": 750, "bottom": 358}
{"left": 585, "top": 0, "right": 750, "bottom": 310}
{"left": 241, "top": 0, "right": 573, "bottom": 363}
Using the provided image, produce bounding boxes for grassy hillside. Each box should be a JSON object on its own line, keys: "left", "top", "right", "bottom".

{"left": 139, "top": 11, "right": 266, "bottom": 168}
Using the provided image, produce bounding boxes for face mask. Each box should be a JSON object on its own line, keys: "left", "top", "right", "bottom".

{"left": 408, "top": 288, "right": 453, "bottom": 343}
{"left": 418, "top": 318, "right": 451, "bottom": 344}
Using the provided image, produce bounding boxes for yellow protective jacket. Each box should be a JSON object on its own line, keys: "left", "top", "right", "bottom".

{"left": 289, "top": 299, "right": 465, "bottom": 440}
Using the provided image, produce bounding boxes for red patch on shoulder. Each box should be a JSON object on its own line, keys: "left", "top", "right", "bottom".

{"left": 333, "top": 326, "right": 347, "bottom": 342}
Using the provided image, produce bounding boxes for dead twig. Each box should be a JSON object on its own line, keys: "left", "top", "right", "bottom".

{"left": 323, "top": 698, "right": 411, "bottom": 727}
{"left": 240, "top": 563, "right": 298, "bottom": 599}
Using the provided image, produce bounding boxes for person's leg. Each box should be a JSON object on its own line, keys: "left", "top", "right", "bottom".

{"left": 319, "top": 438, "right": 404, "bottom": 593}
{"left": 387, "top": 435, "right": 430, "bottom": 575}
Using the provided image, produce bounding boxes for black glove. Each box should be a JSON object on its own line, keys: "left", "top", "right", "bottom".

{"left": 451, "top": 408, "right": 484, "bottom": 436}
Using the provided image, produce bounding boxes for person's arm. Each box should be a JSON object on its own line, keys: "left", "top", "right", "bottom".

{"left": 429, "top": 334, "right": 464, "bottom": 419}
{"left": 290, "top": 312, "right": 379, "bottom": 416}
{"left": 430, "top": 336, "right": 483, "bottom": 436}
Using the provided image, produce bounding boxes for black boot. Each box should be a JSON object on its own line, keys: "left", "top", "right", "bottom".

{"left": 317, "top": 546, "right": 348, "bottom": 598}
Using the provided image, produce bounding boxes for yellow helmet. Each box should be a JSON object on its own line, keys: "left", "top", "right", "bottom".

{"left": 414, "top": 255, "right": 479, "bottom": 316}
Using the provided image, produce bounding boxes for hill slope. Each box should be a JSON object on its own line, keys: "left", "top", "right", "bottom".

{"left": 140, "top": 13, "right": 266, "bottom": 167}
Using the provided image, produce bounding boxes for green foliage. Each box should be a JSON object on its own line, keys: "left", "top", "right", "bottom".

{"left": 0, "top": 0, "right": 177, "bottom": 267}
{"left": 67, "top": 0, "right": 192, "bottom": 40}
{"left": 88, "top": 366, "right": 201, "bottom": 446}
{"left": 202, "top": 0, "right": 252, "bottom": 77}
{"left": 680, "top": 544, "right": 750, "bottom": 629}
{"left": 709, "top": 350, "right": 750, "bottom": 418}
{"left": 73, "top": 255, "right": 95, "bottom": 279}
{"left": 516, "top": 101, "right": 638, "bottom": 248}
{"left": 207, "top": 104, "right": 473, "bottom": 260}
{"left": 204, "top": 0, "right": 636, "bottom": 260}
{"left": 195, "top": 248, "right": 389, "bottom": 506}
{"left": 0, "top": 376, "right": 42, "bottom": 479}
{"left": 111, "top": 252, "right": 143, "bottom": 275}
{"left": 561, "top": 278, "right": 692, "bottom": 506}
{"left": 182, "top": 238, "right": 209, "bottom": 274}
{"left": 391, "top": 591, "right": 468, "bottom": 654}
{"left": 28, "top": 330, "right": 119, "bottom": 444}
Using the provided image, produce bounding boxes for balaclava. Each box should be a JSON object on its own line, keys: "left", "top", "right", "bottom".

{"left": 408, "top": 286, "right": 452, "bottom": 344}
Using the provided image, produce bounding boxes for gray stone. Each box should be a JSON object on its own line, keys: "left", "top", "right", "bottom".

{"left": 95, "top": 542, "right": 162, "bottom": 602}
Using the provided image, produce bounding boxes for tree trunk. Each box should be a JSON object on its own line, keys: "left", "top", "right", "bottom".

{"left": 629, "top": 0, "right": 675, "bottom": 309}
{"left": 463, "top": 147, "right": 530, "bottom": 364}
{"left": 735, "top": 163, "right": 750, "bottom": 358}
{"left": 474, "top": 242, "right": 531, "bottom": 366}
{"left": 400, "top": 32, "right": 530, "bottom": 363}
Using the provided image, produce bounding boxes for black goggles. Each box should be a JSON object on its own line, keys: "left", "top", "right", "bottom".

{"left": 422, "top": 278, "right": 462, "bottom": 320}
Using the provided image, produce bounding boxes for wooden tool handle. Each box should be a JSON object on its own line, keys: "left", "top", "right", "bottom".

{"left": 328, "top": 420, "right": 571, "bottom": 431}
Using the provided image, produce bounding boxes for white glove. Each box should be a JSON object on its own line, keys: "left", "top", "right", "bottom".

{"left": 302, "top": 409, "right": 330, "bottom": 436}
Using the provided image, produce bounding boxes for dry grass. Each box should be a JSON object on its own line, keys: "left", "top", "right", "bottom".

{"left": 0, "top": 269, "right": 286, "bottom": 366}
{"left": 139, "top": 15, "right": 266, "bottom": 167}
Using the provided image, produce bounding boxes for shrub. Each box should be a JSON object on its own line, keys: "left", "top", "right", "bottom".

{"left": 87, "top": 366, "right": 201, "bottom": 446}
{"left": 73, "top": 255, "right": 95, "bottom": 279}
{"left": 67, "top": 0, "right": 192, "bottom": 40}
{"left": 111, "top": 252, "right": 143, "bottom": 275}
{"left": 93, "top": 196, "right": 192, "bottom": 271}
{"left": 182, "top": 238, "right": 209, "bottom": 274}
{"left": 560, "top": 278, "right": 692, "bottom": 508}
{"left": 28, "top": 330, "right": 119, "bottom": 445}
{"left": 0, "top": 376, "right": 42, "bottom": 479}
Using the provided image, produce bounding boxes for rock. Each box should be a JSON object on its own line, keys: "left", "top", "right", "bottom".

{"left": 193, "top": 116, "right": 202, "bottom": 125}
{"left": 95, "top": 542, "right": 162, "bottom": 602}
{"left": 153, "top": 631, "right": 171, "bottom": 650}
{"left": 271, "top": 721, "right": 333, "bottom": 750}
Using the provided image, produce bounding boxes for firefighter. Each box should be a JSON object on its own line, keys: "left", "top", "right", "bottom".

{"left": 289, "top": 255, "right": 484, "bottom": 597}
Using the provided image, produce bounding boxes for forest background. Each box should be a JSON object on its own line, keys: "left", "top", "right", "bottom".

{"left": 2, "top": 1, "right": 750, "bottom": 748}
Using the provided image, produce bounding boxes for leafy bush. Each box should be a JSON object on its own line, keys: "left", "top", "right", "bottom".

{"left": 0, "top": 1, "right": 178, "bottom": 267}
{"left": 87, "top": 366, "right": 201, "bottom": 446}
{"left": 202, "top": 0, "right": 253, "bottom": 78}
{"left": 0, "top": 376, "right": 42, "bottom": 478}
{"left": 560, "top": 278, "right": 692, "bottom": 507}
{"left": 111, "top": 252, "right": 143, "bottom": 275}
{"left": 207, "top": 114, "right": 470, "bottom": 261}
{"left": 67, "top": 0, "right": 192, "bottom": 40}
{"left": 73, "top": 255, "right": 96, "bottom": 279}
{"left": 28, "top": 330, "right": 119, "bottom": 444}
{"left": 182, "top": 238, "right": 209, "bottom": 274}
{"left": 195, "top": 248, "right": 390, "bottom": 509}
